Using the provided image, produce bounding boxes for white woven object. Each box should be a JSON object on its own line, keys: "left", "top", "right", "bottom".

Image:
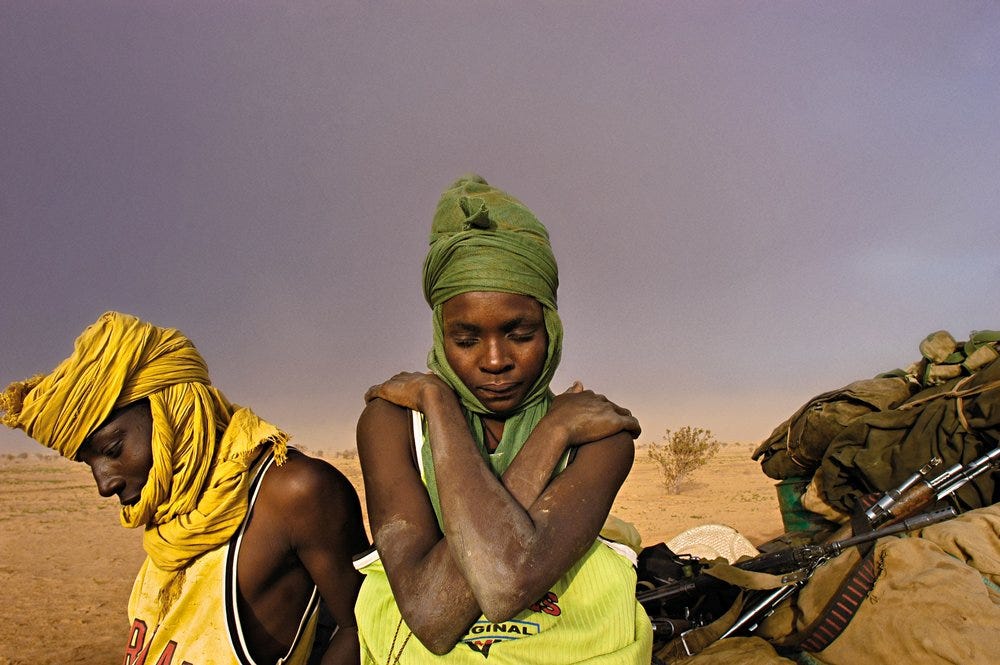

{"left": 665, "top": 524, "right": 759, "bottom": 563}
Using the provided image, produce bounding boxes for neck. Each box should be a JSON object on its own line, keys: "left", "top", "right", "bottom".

{"left": 481, "top": 417, "right": 505, "bottom": 452}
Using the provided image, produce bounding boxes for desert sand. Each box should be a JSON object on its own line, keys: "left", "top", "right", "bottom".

{"left": 0, "top": 445, "right": 783, "bottom": 664}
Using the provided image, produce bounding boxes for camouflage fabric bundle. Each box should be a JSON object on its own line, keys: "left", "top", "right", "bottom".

{"left": 751, "top": 376, "right": 917, "bottom": 481}
{"left": 819, "top": 351, "right": 1000, "bottom": 514}
{"left": 911, "top": 329, "right": 1000, "bottom": 386}
{"left": 753, "top": 330, "right": 1000, "bottom": 487}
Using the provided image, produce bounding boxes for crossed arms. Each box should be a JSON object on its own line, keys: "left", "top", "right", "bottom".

{"left": 356, "top": 374, "right": 639, "bottom": 654}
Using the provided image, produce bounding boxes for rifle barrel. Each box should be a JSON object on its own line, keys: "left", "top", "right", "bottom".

{"left": 830, "top": 507, "right": 957, "bottom": 553}
{"left": 637, "top": 507, "right": 957, "bottom": 606}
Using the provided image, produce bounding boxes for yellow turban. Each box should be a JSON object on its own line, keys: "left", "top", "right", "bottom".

{"left": 0, "top": 311, "right": 287, "bottom": 572}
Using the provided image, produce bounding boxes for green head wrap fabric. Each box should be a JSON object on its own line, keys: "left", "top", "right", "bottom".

{"left": 420, "top": 175, "right": 564, "bottom": 524}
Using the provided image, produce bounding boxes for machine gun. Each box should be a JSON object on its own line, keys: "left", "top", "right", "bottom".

{"left": 714, "top": 507, "right": 956, "bottom": 639}
{"left": 639, "top": 445, "right": 1000, "bottom": 643}
{"left": 863, "top": 445, "right": 1000, "bottom": 528}
{"left": 637, "top": 507, "right": 955, "bottom": 608}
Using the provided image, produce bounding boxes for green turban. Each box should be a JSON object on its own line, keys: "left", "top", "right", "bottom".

{"left": 423, "top": 174, "right": 563, "bottom": 415}
{"left": 419, "top": 175, "right": 565, "bottom": 523}
{"left": 423, "top": 174, "right": 559, "bottom": 311}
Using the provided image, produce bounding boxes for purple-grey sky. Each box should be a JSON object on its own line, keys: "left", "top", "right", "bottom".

{"left": 2, "top": 2, "right": 999, "bottom": 455}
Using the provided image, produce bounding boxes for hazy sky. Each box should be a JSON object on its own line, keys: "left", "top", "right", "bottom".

{"left": 2, "top": 2, "right": 998, "bottom": 455}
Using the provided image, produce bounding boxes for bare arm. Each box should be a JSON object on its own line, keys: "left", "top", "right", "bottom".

{"left": 499, "top": 380, "right": 638, "bottom": 508}
{"left": 420, "top": 382, "right": 636, "bottom": 621}
{"left": 358, "top": 374, "right": 638, "bottom": 651}
{"left": 269, "top": 455, "right": 370, "bottom": 665}
{"left": 357, "top": 398, "right": 481, "bottom": 653}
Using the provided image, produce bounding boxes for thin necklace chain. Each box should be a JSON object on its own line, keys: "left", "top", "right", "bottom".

{"left": 386, "top": 617, "right": 412, "bottom": 664}
{"left": 483, "top": 419, "right": 503, "bottom": 452}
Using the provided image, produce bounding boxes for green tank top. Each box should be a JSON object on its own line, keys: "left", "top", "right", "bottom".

{"left": 353, "top": 413, "right": 652, "bottom": 663}
{"left": 356, "top": 541, "right": 651, "bottom": 663}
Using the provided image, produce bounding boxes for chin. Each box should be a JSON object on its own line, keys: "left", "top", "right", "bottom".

{"left": 485, "top": 401, "right": 523, "bottom": 417}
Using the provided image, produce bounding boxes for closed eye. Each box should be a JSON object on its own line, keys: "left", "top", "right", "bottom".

{"left": 507, "top": 324, "right": 540, "bottom": 342}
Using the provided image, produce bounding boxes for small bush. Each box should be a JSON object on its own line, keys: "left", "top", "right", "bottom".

{"left": 646, "top": 426, "right": 721, "bottom": 494}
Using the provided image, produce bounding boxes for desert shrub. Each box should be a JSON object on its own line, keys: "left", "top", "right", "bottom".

{"left": 646, "top": 426, "right": 721, "bottom": 494}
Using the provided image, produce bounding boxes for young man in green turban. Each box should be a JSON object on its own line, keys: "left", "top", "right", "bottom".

{"left": 1, "top": 311, "right": 369, "bottom": 665}
{"left": 355, "top": 175, "right": 654, "bottom": 663}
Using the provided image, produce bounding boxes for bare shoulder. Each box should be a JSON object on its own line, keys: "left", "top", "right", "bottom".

{"left": 357, "top": 398, "right": 410, "bottom": 444}
{"left": 567, "top": 431, "right": 635, "bottom": 489}
{"left": 356, "top": 398, "right": 416, "bottom": 471}
{"left": 356, "top": 397, "right": 440, "bottom": 544}
{"left": 238, "top": 448, "right": 367, "bottom": 663}
{"left": 259, "top": 450, "right": 362, "bottom": 518}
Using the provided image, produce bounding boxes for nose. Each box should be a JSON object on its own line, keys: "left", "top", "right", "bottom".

{"left": 92, "top": 463, "right": 125, "bottom": 499}
{"left": 481, "top": 338, "right": 514, "bottom": 374}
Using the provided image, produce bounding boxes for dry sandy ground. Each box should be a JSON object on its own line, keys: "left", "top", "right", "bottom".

{"left": 0, "top": 445, "right": 783, "bottom": 664}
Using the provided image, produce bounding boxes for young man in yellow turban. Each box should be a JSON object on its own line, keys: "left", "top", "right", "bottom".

{"left": 0, "top": 312, "right": 369, "bottom": 665}
{"left": 354, "top": 175, "right": 654, "bottom": 662}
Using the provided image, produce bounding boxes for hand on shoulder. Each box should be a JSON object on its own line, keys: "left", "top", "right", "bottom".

{"left": 363, "top": 371, "right": 453, "bottom": 413}
{"left": 546, "top": 381, "right": 641, "bottom": 446}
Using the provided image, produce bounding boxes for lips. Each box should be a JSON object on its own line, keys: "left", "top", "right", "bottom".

{"left": 478, "top": 382, "right": 520, "bottom": 397}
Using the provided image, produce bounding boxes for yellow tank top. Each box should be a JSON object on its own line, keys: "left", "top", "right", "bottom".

{"left": 124, "top": 453, "right": 320, "bottom": 665}
{"left": 353, "top": 413, "right": 652, "bottom": 663}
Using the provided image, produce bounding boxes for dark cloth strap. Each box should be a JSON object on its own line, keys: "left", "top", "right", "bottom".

{"left": 792, "top": 492, "right": 881, "bottom": 653}
{"left": 796, "top": 551, "right": 876, "bottom": 653}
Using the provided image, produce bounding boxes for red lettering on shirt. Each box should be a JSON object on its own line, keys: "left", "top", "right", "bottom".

{"left": 123, "top": 619, "right": 151, "bottom": 665}
{"left": 529, "top": 591, "right": 561, "bottom": 616}
{"left": 122, "top": 619, "right": 192, "bottom": 665}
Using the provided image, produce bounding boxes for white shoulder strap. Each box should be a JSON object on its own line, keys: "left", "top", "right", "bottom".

{"left": 411, "top": 410, "right": 427, "bottom": 480}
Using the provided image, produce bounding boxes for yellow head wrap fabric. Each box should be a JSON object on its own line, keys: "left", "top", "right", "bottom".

{"left": 0, "top": 311, "right": 287, "bottom": 572}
